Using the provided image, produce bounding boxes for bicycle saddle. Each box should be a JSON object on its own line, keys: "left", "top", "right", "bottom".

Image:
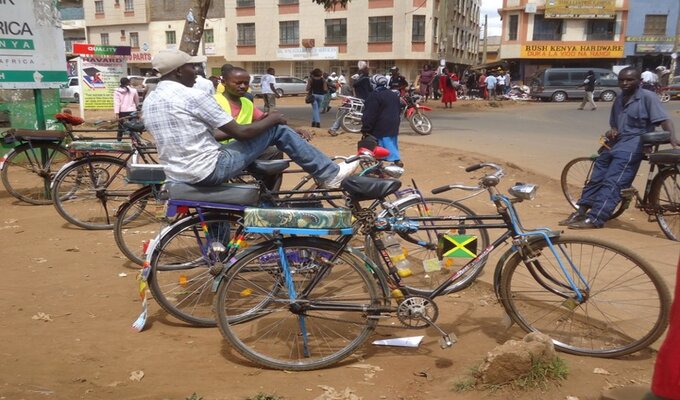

{"left": 641, "top": 131, "right": 670, "bottom": 145}
{"left": 341, "top": 175, "right": 401, "bottom": 201}
{"left": 648, "top": 148, "right": 680, "bottom": 165}
{"left": 54, "top": 112, "right": 85, "bottom": 126}
{"left": 163, "top": 182, "right": 260, "bottom": 205}
{"left": 246, "top": 159, "right": 291, "bottom": 176}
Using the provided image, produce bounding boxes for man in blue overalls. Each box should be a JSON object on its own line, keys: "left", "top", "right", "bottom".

{"left": 560, "top": 67, "right": 677, "bottom": 229}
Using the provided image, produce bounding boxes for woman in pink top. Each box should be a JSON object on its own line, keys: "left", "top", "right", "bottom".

{"left": 113, "top": 77, "right": 140, "bottom": 141}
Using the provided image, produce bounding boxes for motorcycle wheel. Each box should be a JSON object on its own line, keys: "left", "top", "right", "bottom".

{"left": 408, "top": 111, "right": 432, "bottom": 135}
{"left": 340, "top": 112, "right": 362, "bottom": 134}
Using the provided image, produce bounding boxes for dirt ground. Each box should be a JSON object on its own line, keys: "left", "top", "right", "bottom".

{"left": 0, "top": 100, "right": 675, "bottom": 400}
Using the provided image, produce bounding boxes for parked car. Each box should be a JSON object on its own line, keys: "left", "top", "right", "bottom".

{"left": 663, "top": 76, "right": 680, "bottom": 100}
{"left": 249, "top": 75, "right": 308, "bottom": 97}
{"left": 59, "top": 76, "right": 80, "bottom": 103}
{"left": 529, "top": 67, "right": 621, "bottom": 102}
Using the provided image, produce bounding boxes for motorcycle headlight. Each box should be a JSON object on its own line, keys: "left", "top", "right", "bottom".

{"left": 508, "top": 183, "right": 538, "bottom": 200}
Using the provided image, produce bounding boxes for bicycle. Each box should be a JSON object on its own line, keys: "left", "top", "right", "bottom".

{"left": 0, "top": 112, "right": 119, "bottom": 205}
{"left": 335, "top": 95, "right": 364, "bottom": 134}
{"left": 139, "top": 154, "right": 488, "bottom": 327}
{"left": 49, "top": 115, "right": 158, "bottom": 230}
{"left": 213, "top": 162, "right": 670, "bottom": 371}
{"left": 561, "top": 131, "right": 680, "bottom": 241}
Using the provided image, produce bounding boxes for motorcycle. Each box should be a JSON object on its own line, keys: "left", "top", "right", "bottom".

{"left": 400, "top": 88, "right": 433, "bottom": 135}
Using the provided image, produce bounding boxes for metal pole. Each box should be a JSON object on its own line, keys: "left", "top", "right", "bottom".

{"left": 482, "top": 14, "right": 488, "bottom": 64}
{"left": 33, "top": 89, "right": 46, "bottom": 130}
{"left": 671, "top": 8, "right": 680, "bottom": 79}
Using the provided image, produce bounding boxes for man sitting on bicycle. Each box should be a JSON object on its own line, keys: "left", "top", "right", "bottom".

{"left": 560, "top": 67, "right": 677, "bottom": 229}
{"left": 142, "top": 49, "right": 356, "bottom": 188}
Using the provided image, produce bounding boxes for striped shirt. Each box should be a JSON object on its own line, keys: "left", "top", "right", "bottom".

{"left": 142, "top": 80, "right": 233, "bottom": 183}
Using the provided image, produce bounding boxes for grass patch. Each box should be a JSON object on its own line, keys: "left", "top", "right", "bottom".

{"left": 247, "top": 393, "right": 284, "bottom": 400}
{"left": 452, "top": 356, "right": 568, "bottom": 392}
{"left": 186, "top": 394, "right": 203, "bottom": 400}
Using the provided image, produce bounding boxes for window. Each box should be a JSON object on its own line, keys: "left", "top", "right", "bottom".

{"left": 325, "top": 19, "right": 347, "bottom": 44}
{"left": 252, "top": 62, "right": 269, "bottom": 75}
{"left": 643, "top": 15, "right": 667, "bottom": 36}
{"left": 508, "top": 14, "right": 518, "bottom": 40}
{"left": 279, "top": 21, "right": 299, "bottom": 45}
{"left": 237, "top": 0, "right": 255, "bottom": 7}
{"left": 124, "top": 0, "right": 133, "bottom": 11}
{"left": 237, "top": 23, "right": 256, "bottom": 46}
{"left": 369, "top": 16, "right": 392, "bottom": 42}
{"left": 129, "top": 32, "right": 139, "bottom": 48}
{"left": 412, "top": 15, "right": 425, "bottom": 42}
{"left": 100, "top": 33, "right": 109, "bottom": 45}
{"left": 295, "top": 61, "right": 314, "bottom": 78}
{"left": 165, "top": 31, "right": 176, "bottom": 45}
{"left": 587, "top": 19, "right": 615, "bottom": 40}
{"left": 532, "top": 14, "right": 562, "bottom": 41}
{"left": 94, "top": 0, "right": 104, "bottom": 13}
{"left": 279, "top": 0, "right": 298, "bottom": 4}
{"left": 203, "top": 29, "right": 214, "bottom": 43}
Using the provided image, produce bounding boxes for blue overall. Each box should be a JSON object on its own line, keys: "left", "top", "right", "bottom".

{"left": 577, "top": 88, "right": 669, "bottom": 226}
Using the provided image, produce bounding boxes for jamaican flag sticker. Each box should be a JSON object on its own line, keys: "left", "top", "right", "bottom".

{"left": 437, "top": 234, "right": 478, "bottom": 259}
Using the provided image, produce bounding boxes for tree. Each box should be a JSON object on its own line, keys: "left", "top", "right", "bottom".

{"left": 179, "top": 0, "right": 352, "bottom": 55}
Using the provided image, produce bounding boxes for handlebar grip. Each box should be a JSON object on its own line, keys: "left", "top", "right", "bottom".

{"left": 465, "top": 163, "right": 484, "bottom": 172}
{"left": 431, "top": 185, "right": 451, "bottom": 194}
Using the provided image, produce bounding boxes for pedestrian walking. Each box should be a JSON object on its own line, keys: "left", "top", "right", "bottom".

{"left": 577, "top": 70, "right": 597, "bottom": 111}
{"left": 439, "top": 68, "right": 458, "bottom": 108}
{"left": 261, "top": 67, "right": 281, "bottom": 112}
{"left": 361, "top": 74, "right": 403, "bottom": 166}
{"left": 113, "top": 77, "right": 139, "bottom": 141}
{"left": 306, "top": 68, "right": 328, "bottom": 128}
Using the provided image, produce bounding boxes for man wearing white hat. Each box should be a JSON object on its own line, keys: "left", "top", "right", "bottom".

{"left": 142, "top": 49, "right": 356, "bottom": 187}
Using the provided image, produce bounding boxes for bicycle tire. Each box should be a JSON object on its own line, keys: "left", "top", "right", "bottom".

{"left": 51, "top": 155, "right": 137, "bottom": 229}
{"left": 340, "top": 112, "right": 362, "bottom": 133}
{"left": 113, "top": 185, "right": 166, "bottom": 265}
{"left": 499, "top": 235, "right": 670, "bottom": 357}
{"left": 408, "top": 112, "right": 432, "bottom": 135}
{"left": 365, "top": 197, "right": 490, "bottom": 295}
{"left": 649, "top": 167, "right": 680, "bottom": 241}
{"left": 214, "top": 237, "right": 381, "bottom": 371}
{"left": 148, "top": 212, "right": 245, "bottom": 326}
{"left": 1, "top": 142, "right": 70, "bottom": 205}
{"left": 560, "top": 156, "right": 627, "bottom": 219}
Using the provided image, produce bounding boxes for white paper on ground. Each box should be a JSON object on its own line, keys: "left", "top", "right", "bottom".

{"left": 372, "top": 336, "right": 424, "bottom": 347}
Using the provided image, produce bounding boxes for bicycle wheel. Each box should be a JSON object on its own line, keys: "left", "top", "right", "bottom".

{"left": 148, "top": 212, "right": 244, "bottom": 326}
{"left": 499, "top": 235, "right": 670, "bottom": 357}
{"left": 340, "top": 112, "right": 362, "bottom": 133}
{"left": 51, "top": 156, "right": 137, "bottom": 229}
{"left": 1, "top": 142, "right": 70, "bottom": 205}
{"left": 114, "top": 185, "right": 167, "bottom": 265}
{"left": 365, "top": 197, "right": 490, "bottom": 294}
{"left": 560, "top": 156, "right": 627, "bottom": 219}
{"left": 215, "top": 237, "right": 382, "bottom": 371}
{"left": 649, "top": 167, "right": 680, "bottom": 241}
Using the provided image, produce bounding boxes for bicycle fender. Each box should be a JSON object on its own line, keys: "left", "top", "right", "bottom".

{"left": 492, "top": 246, "right": 520, "bottom": 298}
{"left": 375, "top": 193, "right": 424, "bottom": 218}
{"left": 50, "top": 158, "right": 81, "bottom": 189}
{"left": 418, "top": 105, "right": 433, "bottom": 111}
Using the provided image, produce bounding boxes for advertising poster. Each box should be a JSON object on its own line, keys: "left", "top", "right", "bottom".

{"left": 0, "top": 0, "right": 68, "bottom": 89}
{"left": 77, "top": 56, "right": 127, "bottom": 110}
{"left": 545, "top": 0, "right": 616, "bottom": 19}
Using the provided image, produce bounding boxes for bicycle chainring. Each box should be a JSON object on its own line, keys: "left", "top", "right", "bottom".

{"left": 396, "top": 296, "right": 439, "bottom": 328}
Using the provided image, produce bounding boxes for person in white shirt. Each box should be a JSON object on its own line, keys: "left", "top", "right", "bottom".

{"left": 192, "top": 65, "right": 215, "bottom": 95}
{"left": 641, "top": 68, "right": 658, "bottom": 91}
{"left": 260, "top": 68, "right": 280, "bottom": 112}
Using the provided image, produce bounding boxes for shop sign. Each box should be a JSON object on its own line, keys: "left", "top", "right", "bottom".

{"left": 635, "top": 43, "right": 674, "bottom": 53}
{"left": 0, "top": 0, "right": 68, "bottom": 89}
{"left": 521, "top": 44, "right": 624, "bottom": 58}
{"left": 276, "top": 47, "right": 338, "bottom": 60}
{"left": 625, "top": 36, "right": 675, "bottom": 42}
{"left": 545, "top": 0, "right": 616, "bottom": 19}
{"left": 125, "top": 52, "right": 152, "bottom": 63}
{"left": 73, "top": 43, "right": 131, "bottom": 56}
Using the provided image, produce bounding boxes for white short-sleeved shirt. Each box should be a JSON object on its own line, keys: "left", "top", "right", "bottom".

{"left": 260, "top": 74, "right": 276, "bottom": 94}
{"left": 142, "top": 80, "right": 233, "bottom": 183}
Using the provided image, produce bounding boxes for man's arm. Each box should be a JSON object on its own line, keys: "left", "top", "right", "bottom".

{"left": 214, "top": 111, "right": 287, "bottom": 141}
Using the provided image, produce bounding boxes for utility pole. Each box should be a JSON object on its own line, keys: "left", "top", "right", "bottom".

{"left": 671, "top": 8, "right": 680, "bottom": 79}
{"left": 178, "top": 0, "right": 212, "bottom": 56}
{"left": 482, "top": 14, "right": 488, "bottom": 64}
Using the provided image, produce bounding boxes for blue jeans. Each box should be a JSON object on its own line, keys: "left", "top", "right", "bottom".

{"left": 577, "top": 149, "right": 643, "bottom": 226}
{"left": 311, "top": 94, "right": 325, "bottom": 124}
{"left": 330, "top": 108, "right": 348, "bottom": 131}
{"left": 198, "top": 124, "right": 339, "bottom": 186}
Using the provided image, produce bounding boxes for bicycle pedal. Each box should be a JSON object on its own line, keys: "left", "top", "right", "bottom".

{"left": 439, "top": 332, "right": 458, "bottom": 349}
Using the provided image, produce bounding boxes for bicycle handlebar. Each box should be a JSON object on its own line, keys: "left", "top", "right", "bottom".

{"left": 431, "top": 162, "right": 504, "bottom": 195}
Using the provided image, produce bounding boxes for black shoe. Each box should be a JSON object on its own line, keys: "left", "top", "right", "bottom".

{"left": 558, "top": 211, "right": 587, "bottom": 226}
{"left": 568, "top": 218, "right": 602, "bottom": 230}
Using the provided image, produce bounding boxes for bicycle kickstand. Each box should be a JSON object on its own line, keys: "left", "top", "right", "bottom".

{"left": 420, "top": 315, "right": 458, "bottom": 349}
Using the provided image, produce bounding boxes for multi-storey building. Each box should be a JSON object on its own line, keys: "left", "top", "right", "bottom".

{"left": 497, "top": 0, "right": 628, "bottom": 83}
{"left": 71, "top": 0, "right": 480, "bottom": 81}
{"left": 623, "top": 0, "right": 680, "bottom": 74}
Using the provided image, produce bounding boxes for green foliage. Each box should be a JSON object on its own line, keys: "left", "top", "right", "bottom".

{"left": 186, "top": 393, "right": 203, "bottom": 400}
{"left": 311, "top": 0, "right": 351, "bottom": 10}
{"left": 246, "top": 393, "right": 284, "bottom": 400}
{"left": 452, "top": 378, "right": 477, "bottom": 392}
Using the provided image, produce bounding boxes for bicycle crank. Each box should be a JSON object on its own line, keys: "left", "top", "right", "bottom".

{"left": 396, "top": 296, "right": 458, "bottom": 349}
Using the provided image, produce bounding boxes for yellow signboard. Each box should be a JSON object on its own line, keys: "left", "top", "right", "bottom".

{"left": 521, "top": 44, "right": 623, "bottom": 58}
{"left": 545, "top": 0, "right": 616, "bottom": 19}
